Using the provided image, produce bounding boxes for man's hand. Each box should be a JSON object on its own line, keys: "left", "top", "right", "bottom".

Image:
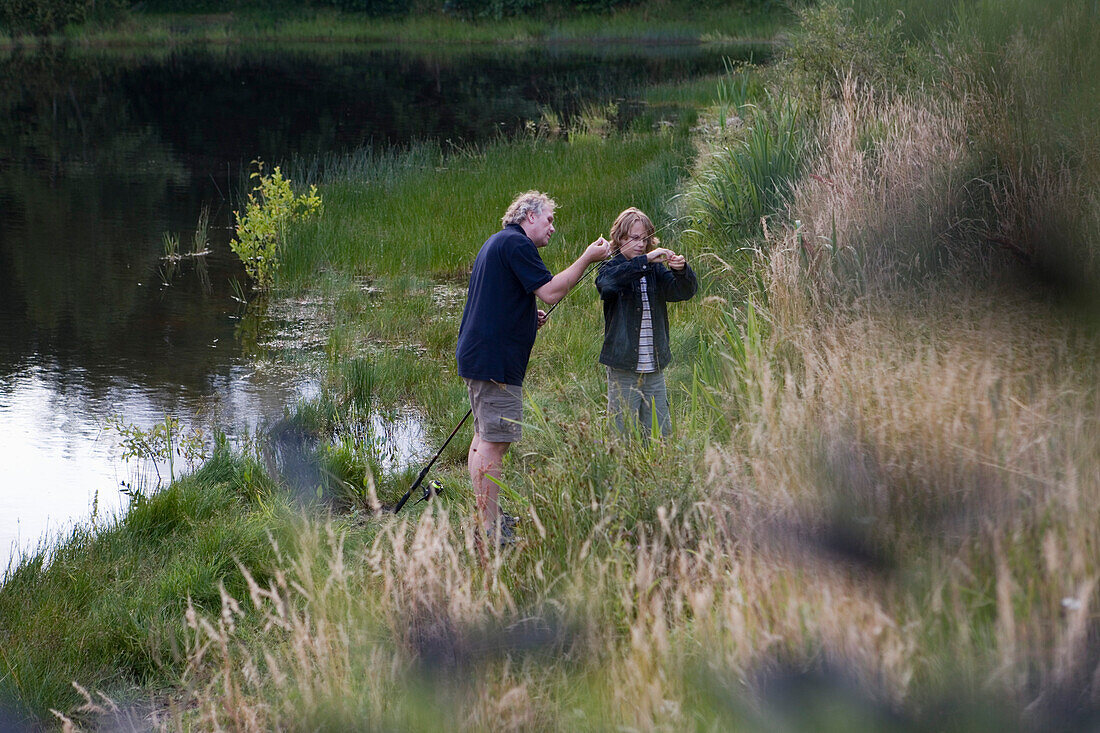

{"left": 537, "top": 309, "right": 548, "bottom": 329}
{"left": 646, "top": 247, "right": 675, "bottom": 263}
{"left": 667, "top": 253, "right": 686, "bottom": 270}
{"left": 534, "top": 236, "right": 612, "bottom": 307}
{"left": 585, "top": 237, "right": 612, "bottom": 264}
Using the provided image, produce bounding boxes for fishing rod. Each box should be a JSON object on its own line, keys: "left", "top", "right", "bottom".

{"left": 392, "top": 256, "right": 607, "bottom": 514}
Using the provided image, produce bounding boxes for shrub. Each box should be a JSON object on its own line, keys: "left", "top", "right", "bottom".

{"left": 777, "top": 1, "right": 912, "bottom": 107}
{"left": 232, "top": 163, "right": 323, "bottom": 292}
{"left": 104, "top": 413, "right": 209, "bottom": 488}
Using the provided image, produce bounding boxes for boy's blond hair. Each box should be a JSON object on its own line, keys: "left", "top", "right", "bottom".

{"left": 610, "top": 207, "right": 659, "bottom": 253}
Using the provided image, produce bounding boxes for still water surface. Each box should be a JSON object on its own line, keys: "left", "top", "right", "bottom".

{"left": 0, "top": 41, "right": 756, "bottom": 570}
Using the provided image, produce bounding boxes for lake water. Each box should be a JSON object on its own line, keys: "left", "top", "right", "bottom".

{"left": 0, "top": 40, "right": 760, "bottom": 570}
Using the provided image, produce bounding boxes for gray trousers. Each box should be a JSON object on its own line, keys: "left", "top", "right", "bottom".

{"left": 606, "top": 366, "right": 670, "bottom": 437}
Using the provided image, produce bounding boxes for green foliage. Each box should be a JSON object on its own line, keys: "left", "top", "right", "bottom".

{"left": 713, "top": 300, "right": 767, "bottom": 424}
{"left": 11, "top": 4, "right": 1100, "bottom": 728}
{"left": 317, "top": 435, "right": 386, "bottom": 511}
{"left": 315, "top": 0, "right": 413, "bottom": 16}
{"left": 0, "top": 447, "right": 286, "bottom": 726}
{"left": 680, "top": 90, "right": 805, "bottom": 263}
{"left": 439, "top": 0, "right": 553, "bottom": 20}
{"left": 2, "top": 0, "right": 792, "bottom": 44}
{"left": 568, "top": 101, "right": 619, "bottom": 142}
{"left": 0, "top": 15, "right": 796, "bottom": 728}
{"left": 0, "top": 0, "right": 126, "bottom": 33}
{"left": 104, "top": 414, "right": 208, "bottom": 487}
{"left": 136, "top": 0, "right": 309, "bottom": 10}
{"left": 715, "top": 59, "right": 765, "bottom": 113}
{"left": 232, "top": 162, "right": 323, "bottom": 292}
{"left": 778, "top": 1, "right": 912, "bottom": 104}
{"left": 442, "top": 0, "right": 780, "bottom": 19}
{"left": 338, "top": 356, "right": 376, "bottom": 411}
{"left": 279, "top": 134, "right": 689, "bottom": 282}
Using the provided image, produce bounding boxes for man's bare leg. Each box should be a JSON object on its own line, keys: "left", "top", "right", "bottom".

{"left": 468, "top": 434, "right": 511, "bottom": 533}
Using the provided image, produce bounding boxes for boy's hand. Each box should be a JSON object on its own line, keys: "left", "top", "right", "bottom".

{"left": 537, "top": 309, "right": 548, "bottom": 329}
{"left": 646, "top": 247, "right": 674, "bottom": 263}
{"left": 667, "top": 254, "right": 686, "bottom": 270}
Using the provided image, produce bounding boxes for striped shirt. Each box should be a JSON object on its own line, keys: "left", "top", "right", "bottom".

{"left": 635, "top": 275, "right": 657, "bottom": 372}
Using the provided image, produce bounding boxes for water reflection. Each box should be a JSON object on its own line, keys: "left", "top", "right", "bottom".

{"left": 371, "top": 408, "right": 426, "bottom": 474}
{"left": 0, "top": 41, "right": 761, "bottom": 570}
{"left": 0, "top": 364, "right": 123, "bottom": 568}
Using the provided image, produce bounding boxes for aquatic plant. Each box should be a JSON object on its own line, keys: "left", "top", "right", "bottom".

{"left": 104, "top": 414, "right": 208, "bottom": 488}
{"left": 158, "top": 206, "right": 212, "bottom": 288}
{"left": 232, "top": 162, "right": 323, "bottom": 292}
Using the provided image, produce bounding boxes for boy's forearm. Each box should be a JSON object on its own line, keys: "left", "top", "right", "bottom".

{"left": 660, "top": 264, "right": 698, "bottom": 300}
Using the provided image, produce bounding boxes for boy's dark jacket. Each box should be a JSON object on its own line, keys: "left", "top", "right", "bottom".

{"left": 595, "top": 253, "right": 697, "bottom": 371}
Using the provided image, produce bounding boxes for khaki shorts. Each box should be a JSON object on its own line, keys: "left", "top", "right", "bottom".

{"left": 464, "top": 379, "right": 523, "bottom": 443}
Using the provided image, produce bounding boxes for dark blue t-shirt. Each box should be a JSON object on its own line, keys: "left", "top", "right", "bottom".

{"left": 456, "top": 224, "right": 553, "bottom": 385}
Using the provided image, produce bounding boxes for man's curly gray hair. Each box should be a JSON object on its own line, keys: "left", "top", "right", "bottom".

{"left": 501, "top": 190, "right": 556, "bottom": 228}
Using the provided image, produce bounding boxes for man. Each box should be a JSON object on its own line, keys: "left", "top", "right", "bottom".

{"left": 456, "top": 191, "right": 610, "bottom": 544}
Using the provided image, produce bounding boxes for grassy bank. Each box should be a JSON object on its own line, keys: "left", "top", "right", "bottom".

{"left": 0, "top": 447, "right": 292, "bottom": 722}
{"left": 1, "top": 2, "right": 790, "bottom": 48}
{"left": 5, "top": 0, "right": 1100, "bottom": 729}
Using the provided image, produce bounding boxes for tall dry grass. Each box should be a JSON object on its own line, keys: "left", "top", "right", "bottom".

{"left": 741, "top": 65, "right": 1100, "bottom": 722}
{"left": 154, "top": 502, "right": 923, "bottom": 731}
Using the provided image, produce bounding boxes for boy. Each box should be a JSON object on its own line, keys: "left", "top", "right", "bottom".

{"left": 595, "top": 208, "right": 697, "bottom": 436}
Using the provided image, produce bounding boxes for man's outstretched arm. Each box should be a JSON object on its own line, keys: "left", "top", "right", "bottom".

{"left": 534, "top": 238, "right": 611, "bottom": 306}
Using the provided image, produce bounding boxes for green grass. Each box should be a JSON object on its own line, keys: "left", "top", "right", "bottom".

{"left": 0, "top": 44, "right": 839, "bottom": 729}
{"left": 1, "top": 22, "right": 796, "bottom": 728}
{"left": 270, "top": 121, "right": 718, "bottom": 512}
{"left": 281, "top": 134, "right": 691, "bottom": 279}
{"left": 3, "top": 2, "right": 792, "bottom": 48}
{"left": 261, "top": 114, "right": 740, "bottom": 618}
{"left": 676, "top": 88, "right": 806, "bottom": 297}
{"left": 0, "top": 447, "right": 293, "bottom": 724}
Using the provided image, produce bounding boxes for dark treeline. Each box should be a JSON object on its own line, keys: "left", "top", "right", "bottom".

{"left": 2, "top": 0, "right": 778, "bottom": 35}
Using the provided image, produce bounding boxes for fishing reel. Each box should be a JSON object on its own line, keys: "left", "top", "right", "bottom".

{"left": 414, "top": 478, "right": 444, "bottom": 505}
